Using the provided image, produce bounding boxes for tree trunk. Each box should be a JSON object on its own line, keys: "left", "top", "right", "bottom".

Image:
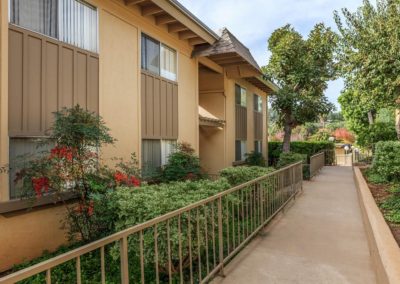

{"left": 395, "top": 109, "right": 400, "bottom": 139}
{"left": 282, "top": 122, "right": 292, "bottom": 153}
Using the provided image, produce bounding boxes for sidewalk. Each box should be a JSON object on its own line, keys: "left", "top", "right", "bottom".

{"left": 213, "top": 166, "right": 376, "bottom": 284}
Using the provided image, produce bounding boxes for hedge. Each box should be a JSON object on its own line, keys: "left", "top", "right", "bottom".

{"left": 268, "top": 141, "right": 335, "bottom": 166}
{"left": 219, "top": 166, "right": 275, "bottom": 186}
{"left": 372, "top": 141, "right": 400, "bottom": 182}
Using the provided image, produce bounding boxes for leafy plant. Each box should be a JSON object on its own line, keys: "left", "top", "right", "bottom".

{"left": 372, "top": 141, "right": 400, "bottom": 182}
{"left": 162, "top": 142, "right": 203, "bottom": 182}
{"left": 219, "top": 166, "right": 275, "bottom": 187}
{"left": 308, "top": 129, "right": 331, "bottom": 142}
{"left": 245, "top": 151, "right": 266, "bottom": 167}
{"left": 276, "top": 152, "right": 306, "bottom": 169}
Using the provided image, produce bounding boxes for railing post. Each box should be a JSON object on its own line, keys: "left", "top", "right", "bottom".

{"left": 291, "top": 166, "right": 295, "bottom": 199}
{"left": 217, "top": 197, "right": 225, "bottom": 277}
{"left": 120, "top": 237, "right": 129, "bottom": 284}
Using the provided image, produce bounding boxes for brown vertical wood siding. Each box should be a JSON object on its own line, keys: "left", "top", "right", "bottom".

{"left": 141, "top": 71, "right": 178, "bottom": 139}
{"left": 235, "top": 105, "right": 247, "bottom": 140}
{"left": 8, "top": 25, "right": 99, "bottom": 137}
{"left": 254, "top": 111, "right": 263, "bottom": 140}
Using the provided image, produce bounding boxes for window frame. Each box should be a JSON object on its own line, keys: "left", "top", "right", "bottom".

{"left": 254, "top": 140, "right": 262, "bottom": 154}
{"left": 141, "top": 33, "right": 178, "bottom": 82}
{"left": 235, "top": 84, "right": 247, "bottom": 107}
{"left": 235, "top": 140, "right": 247, "bottom": 162}
{"left": 254, "top": 94, "right": 262, "bottom": 113}
{"left": 8, "top": 0, "right": 99, "bottom": 53}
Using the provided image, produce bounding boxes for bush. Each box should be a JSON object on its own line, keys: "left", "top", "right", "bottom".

{"left": 381, "top": 187, "right": 400, "bottom": 223}
{"left": 245, "top": 151, "right": 266, "bottom": 167}
{"left": 357, "top": 122, "right": 397, "bottom": 149}
{"left": 276, "top": 152, "right": 306, "bottom": 169}
{"left": 219, "top": 166, "right": 275, "bottom": 187}
{"left": 372, "top": 141, "right": 400, "bottom": 182}
{"left": 162, "top": 142, "right": 202, "bottom": 182}
{"left": 268, "top": 141, "right": 334, "bottom": 166}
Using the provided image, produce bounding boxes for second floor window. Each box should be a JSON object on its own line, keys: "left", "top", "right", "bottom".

{"left": 235, "top": 84, "right": 247, "bottom": 107}
{"left": 254, "top": 94, "right": 262, "bottom": 112}
{"left": 141, "top": 34, "right": 177, "bottom": 81}
{"left": 9, "top": 0, "right": 98, "bottom": 53}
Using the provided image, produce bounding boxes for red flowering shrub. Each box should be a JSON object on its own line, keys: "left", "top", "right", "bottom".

{"left": 334, "top": 128, "right": 355, "bottom": 143}
{"left": 114, "top": 171, "right": 141, "bottom": 187}
{"left": 31, "top": 177, "right": 49, "bottom": 197}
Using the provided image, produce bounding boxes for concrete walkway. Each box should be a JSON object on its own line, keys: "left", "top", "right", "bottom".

{"left": 213, "top": 166, "right": 376, "bottom": 284}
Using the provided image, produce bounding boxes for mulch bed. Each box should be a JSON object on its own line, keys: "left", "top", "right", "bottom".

{"left": 361, "top": 169, "right": 400, "bottom": 247}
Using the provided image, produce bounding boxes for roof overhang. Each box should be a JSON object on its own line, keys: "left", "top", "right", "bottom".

{"left": 199, "top": 106, "right": 225, "bottom": 128}
{"left": 245, "top": 76, "right": 279, "bottom": 95}
{"left": 125, "top": 0, "right": 218, "bottom": 46}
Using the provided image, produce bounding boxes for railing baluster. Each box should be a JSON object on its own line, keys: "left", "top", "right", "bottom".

{"left": 120, "top": 237, "right": 129, "bottom": 284}
{"left": 46, "top": 269, "right": 51, "bottom": 284}
{"left": 100, "top": 246, "right": 105, "bottom": 284}
{"left": 237, "top": 192, "right": 240, "bottom": 244}
{"left": 167, "top": 220, "right": 172, "bottom": 284}
{"left": 154, "top": 224, "right": 159, "bottom": 284}
{"left": 231, "top": 199, "right": 235, "bottom": 249}
{"left": 197, "top": 208, "right": 202, "bottom": 282}
{"left": 140, "top": 230, "right": 145, "bottom": 284}
{"left": 211, "top": 201, "right": 216, "bottom": 269}
{"left": 178, "top": 214, "right": 183, "bottom": 284}
{"left": 76, "top": 256, "right": 81, "bottom": 284}
{"left": 246, "top": 189, "right": 249, "bottom": 237}
{"left": 204, "top": 205, "right": 210, "bottom": 275}
{"left": 188, "top": 212, "right": 193, "bottom": 284}
{"left": 217, "top": 197, "right": 224, "bottom": 276}
{"left": 225, "top": 198, "right": 230, "bottom": 253}
{"left": 241, "top": 189, "right": 245, "bottom": 242}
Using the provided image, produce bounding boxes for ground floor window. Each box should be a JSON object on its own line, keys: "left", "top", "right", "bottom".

{"left": 9, "top": 137, "right": 53, "bottom": 199}
{"left": 254, "top": 140, "right": 262, "bottom": 154}
{"left": 235, "top": 140, "right": 247, "bottom": 161}
{"left": 142, "top": 139, "right": 176, "bottom": 177}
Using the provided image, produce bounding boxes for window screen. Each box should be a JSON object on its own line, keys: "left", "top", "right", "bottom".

{"left": 160, "top": 44, "right": 177, "bottom": 81}
{"left": 9, "top": 138, "right": 54, "bottom": 199}
{"left": 235, "top": 140, "right": 247, "bottom": 161}
{"left": 142, "top": 139, "right": 176, "bottom": 177}
{"left": 9, "top": 0, "right": 98, "bottom": 53}
{"left": 254, "top": 140, "right": 262, "bottom": 154}
{"left": 254, "top": 94, "right": 262, "bottom": 112}
{"left": 141, "top": 34, "right": 160, "bottom": 75}
{"left": 235, "top": 84, "right": 247, "bottom": 107}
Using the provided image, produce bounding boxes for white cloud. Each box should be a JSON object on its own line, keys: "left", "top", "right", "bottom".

{"left": 178, "top": 0, "right": 363, "bottom": 108}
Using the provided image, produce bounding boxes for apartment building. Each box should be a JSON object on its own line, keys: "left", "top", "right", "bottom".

{"left": 0, "top": 0, "right": 277, "bottom": 271}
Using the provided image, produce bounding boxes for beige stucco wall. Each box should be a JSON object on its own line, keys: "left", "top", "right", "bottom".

{"left": 0, "top": 205, "right": 68, "bottom": 272}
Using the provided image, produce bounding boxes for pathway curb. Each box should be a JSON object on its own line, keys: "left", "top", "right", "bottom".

{"left": 353, "top": 167, "right": 400, "bottom": 284}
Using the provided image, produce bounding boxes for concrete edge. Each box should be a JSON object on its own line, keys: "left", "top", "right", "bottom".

{"left": 353, "top": 167, "right": 400, "bottom": 284}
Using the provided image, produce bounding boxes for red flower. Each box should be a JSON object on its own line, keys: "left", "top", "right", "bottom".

{"left": 50, "top": 146, "right": 75, "bottom": 161}
{"left": 114, "top": 171, "right": 128, "bottom": 184}
{"left": 186, "top": 173, "right": 195, "bottom": 180}
{"left": 128, "top": 176, "right": 141, "bottom": 187}
{"left": 31, "top": 177, "right": 49, "bottom": 197}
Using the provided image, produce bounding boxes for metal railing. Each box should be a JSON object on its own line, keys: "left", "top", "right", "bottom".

{"left": 310, "top": 151, "right": 325, "bottom": 178}
{"left": 0, "top": 162, "right": 303, "bottom": 284}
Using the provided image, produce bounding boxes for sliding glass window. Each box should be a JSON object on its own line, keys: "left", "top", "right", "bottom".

{"left": 9, "top": 0, "right": 98, "bottom": 53}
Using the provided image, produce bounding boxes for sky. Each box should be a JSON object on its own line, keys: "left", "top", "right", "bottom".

{"left": 178, "top": 0, "right": 364, "bottom": 110}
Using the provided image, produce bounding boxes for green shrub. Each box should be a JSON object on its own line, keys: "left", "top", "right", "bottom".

{"left": 219, "top": 166, "right": 275, "bottom": 186}
{"left": 245, "top": 151, "right": 266, "bottom": 167}
{"left": 162, "top": 142, "right": 202, "bottom": 182}
{"left": 381, "top": 187, "right": 400, "bottom": 223}
{"left": 364, "top": 168, "right": 389, "bottom": 184}
{"left": 276, "top": 152, "right": 306, "bottom": 169}
{"left": 372, "top": 141, "right": 400, "bottom": 182}
{"left": 268, "top": 141, "right": 334, "bottom": 166}
{"left": 357, "top": 122, "right": 397, "bottom": 149}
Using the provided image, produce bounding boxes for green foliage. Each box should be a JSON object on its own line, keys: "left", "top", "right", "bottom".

{"left": 335, "top": 1, "right": 400, "bottom": 110}
{"left": 276, "top": 152, "right": 306, "bottom": 169}
{"left": 308, "top": 129, "right": 331, "bottom": 142}
{"left": 364, "top": 168, "right": 389, "bottom": 184}
{"left": 268, "top": 141, "right": 335, "bottom": 166}
{"left": 162, "top": 142, "right": 202, "bottom": 182}
{"left": 381, "top": 187, "right": 400, "bottom": 223}
{"left": 263, "top": 23, "right": 337, "bottom": 151}
{"left": 357, "top": 122, "right": 397, "bottom": 149}
{"left": 372, "top": 141, "right": 400, "bottom": 182}
{"left": 245, "top": 151, "right": 266, "bottom": 167}
{"left": 219, "top": 166, "right": 275, "bottom": 187}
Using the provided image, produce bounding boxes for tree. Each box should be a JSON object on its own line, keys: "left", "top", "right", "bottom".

{"left": 334, "top": 0, "right": 400, "bottom": 137}
{"left": 263, "top": 24, "right": 337, "bottom": 152}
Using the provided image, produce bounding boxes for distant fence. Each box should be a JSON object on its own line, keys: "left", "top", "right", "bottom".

{"left": 310, "top": 151, "right": 325, "bottom": 178}
{"left": 0, "top": 162, "right": 303, "bottom": 284}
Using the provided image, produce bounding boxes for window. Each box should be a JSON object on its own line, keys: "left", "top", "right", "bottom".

{"left": 141, "top": 34, "right": 177, "bottom": 81}
{"left": 235, "top": 84, "right": 247, "bottom": 107}
{"left": 235, "top": 140, "right": 247, "bottom": 161}
{"left": 254, "top": 140, "right": 262, "bottom": 154}
{"left": 142, "top": 139, "right": 176, "bottom": 176}
{"left": 9, "top": 0, "right": 98, "bottom": 53}
{"left": 254, "top": 94, "right": 262, "bottom": 112}
{"left": 9, "top": 138, "right": 54, "bottom": 199}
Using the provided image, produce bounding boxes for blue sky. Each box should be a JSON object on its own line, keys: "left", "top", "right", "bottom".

{"left": 178, "top": 0, "right": 364, "bottom": 109}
